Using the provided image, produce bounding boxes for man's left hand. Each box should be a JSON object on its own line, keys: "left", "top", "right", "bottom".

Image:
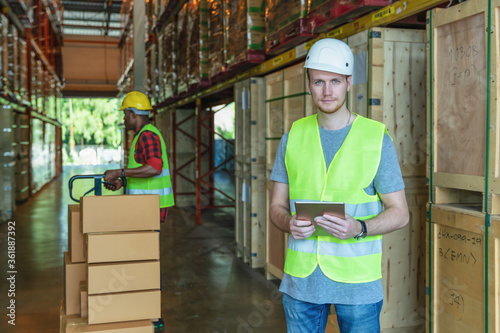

{"left": 104, "top": 169, "right": 121, "bottom": 183}
{"left": 314, "top": 214, "right": 362, "bottom": 240}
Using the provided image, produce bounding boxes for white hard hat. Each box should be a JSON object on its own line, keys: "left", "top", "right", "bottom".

{"left": 304, "top": 38, "right": 353, "bottom": 76}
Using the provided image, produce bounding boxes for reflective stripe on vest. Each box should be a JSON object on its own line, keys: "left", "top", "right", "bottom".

{"left": 127, "top": 124, "right": 175, "bottom": 208}
{"left": 284, "top": 114, "right": 385, "bottom": 283}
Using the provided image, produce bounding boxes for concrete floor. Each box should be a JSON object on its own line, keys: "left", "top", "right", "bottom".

{"left": 0, "top": 165, "right": 286, "bottom": 333}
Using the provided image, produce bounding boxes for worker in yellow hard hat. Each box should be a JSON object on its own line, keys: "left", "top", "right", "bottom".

{"left": 104, "top": 91, "right": 175, "bottom": 221}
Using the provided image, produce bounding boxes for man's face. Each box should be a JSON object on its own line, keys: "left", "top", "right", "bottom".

{"left": 123, "top": 109, "right": 135, "bottom": 131}
{"left": 306, "top": 69, "right": 351, "bottom": 114}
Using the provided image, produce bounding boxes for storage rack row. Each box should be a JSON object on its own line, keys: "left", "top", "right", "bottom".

{"left": 0, "top": 0, "right": 64, "bottom": 223}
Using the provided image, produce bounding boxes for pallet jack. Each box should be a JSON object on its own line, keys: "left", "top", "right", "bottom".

{"left": 68, "top": 174, "right": 126, "bottom": 203}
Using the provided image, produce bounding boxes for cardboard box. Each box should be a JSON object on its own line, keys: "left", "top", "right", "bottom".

{"left": 68, "top": 205, "right": 85, "bottom": 263}
{"left": 87, "top": 290, "right": 161, "bottom": 325}
{"left": 64, "top": 317, "right": 154, "bottom": 332}
{"left": 80, "top": 195, "right": 160, "bottom": 234}
{"left": 87, "top": 261, "right": 160, "bottom": 295}
{"left": 64, "top": 252, "right": 86, "bottom": 315}
{"left": 80, "top": 282, "right": 88, "bottom": 318}
{"left": 60, "top": 300, "right": 80, "bottom": 333}
{"left": 86, "top": 232, "right": 160, "bottom": 264}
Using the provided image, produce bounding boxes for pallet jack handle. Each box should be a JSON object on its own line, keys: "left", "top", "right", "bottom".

{"left": 68, "top": 174, "right": 127, "bottom": 203}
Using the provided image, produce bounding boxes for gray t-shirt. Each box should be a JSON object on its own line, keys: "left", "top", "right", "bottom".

{"left": 270, "top": 123, "right": 405, "bottom": 305}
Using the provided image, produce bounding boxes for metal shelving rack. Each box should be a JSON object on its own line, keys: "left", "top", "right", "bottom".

{"left": 0, "top": 0, "right": 64, "bottom": 210}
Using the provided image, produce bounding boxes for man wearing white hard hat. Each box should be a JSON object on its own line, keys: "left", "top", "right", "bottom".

{"left": 269, "top": 38, "right": 409, "bottom": 332}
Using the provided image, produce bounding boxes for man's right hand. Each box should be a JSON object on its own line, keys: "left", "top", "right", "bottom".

{"left": 289, "top": 215, "right": 315, "bottom": 239}
{"left": 104, "top": 178, "right": 123, "bottom": 191}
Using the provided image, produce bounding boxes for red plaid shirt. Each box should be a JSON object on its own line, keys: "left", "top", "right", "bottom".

{"left": 133, "top": 123, "right": 168, "bottom": 223}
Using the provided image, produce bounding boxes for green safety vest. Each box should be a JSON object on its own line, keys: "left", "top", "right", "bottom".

{"left": 127, "top": 123, "right": 175, "bottom": 208}
{"left": 284, "top": 114, "right": 384, "bottom": 283}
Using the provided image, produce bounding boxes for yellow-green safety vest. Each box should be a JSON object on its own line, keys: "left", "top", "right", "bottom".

{"left": 127, "top": 123, "right": 175, "bottom": 208}
{"left": 284, "top": 114, "right": 384, "bottom": 283}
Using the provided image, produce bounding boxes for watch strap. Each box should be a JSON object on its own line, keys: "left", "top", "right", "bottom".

{"left": 355, "top": 219, "right": 367, "bottom": 240}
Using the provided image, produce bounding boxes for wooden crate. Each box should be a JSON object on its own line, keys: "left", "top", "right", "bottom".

{"left": 426, "top": 0, "right": 500, "bottom": 213}
{"left": 346, "top": 27, "right": 427, "bottom": 178}
{"left": 426, "top": 204, "right": 486, "bottom": 333}
{"left": 235, "top": 78, "right": 267, "bottom": 268}
{"left": 327, "top": 177, "right": 428, "bottom": 332}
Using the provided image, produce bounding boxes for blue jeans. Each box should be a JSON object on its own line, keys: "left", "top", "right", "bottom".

{"left": 282, "top": 293, "right": 383, "bottom": 333}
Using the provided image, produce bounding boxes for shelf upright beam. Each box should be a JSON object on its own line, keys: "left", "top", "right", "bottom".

{"left": 195, "top": 98, "right": 202, "bottom": 224}
{"left": 133, "top": 0, "right": 146, "bottom": 92}
{"left": 171, "top": 108, "right": 177, "bottom": 203}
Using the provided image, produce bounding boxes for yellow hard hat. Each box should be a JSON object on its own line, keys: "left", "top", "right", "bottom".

{"left": 120, "top": 91, "right": 153, "bottom": 114}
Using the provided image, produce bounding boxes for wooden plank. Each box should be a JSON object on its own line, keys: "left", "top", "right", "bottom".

{"left": 236, "top": 78, "right": 268, "bottom": 267}
{"left": 432, "top": 173, "right": 485, "bottom": 192}
{"left": 489, "top": 0, "right": 500, "bottom": 214}
{"left": 284, "top": 62, "right": 307, "bottom": 96}
{"left": 250, "top": 78, "right": 267, "bottom": 164}
{"left": 378, "top": 177, "right": 427, "bottom": 331}
{"left": 250, "top": 165, "right": 266, "bottom": 268}
{"left": 427, "top": 204, "right": 486, "bottom": 333}
{"left": 489, "top": 215, "right": 500, "bottom": 333}
{"left": 282, "top": 61, "right": 318, "bottom": 134}
{"left": 434, "top": 7, "right": 487, "bottom": 177}
{"left": 234, "top": 81, "right": 246, "bottom": 258}
{"left": 266, "top": 139, "right": 280, "bottom": 172}
{"left": 243, "top": 166, "right": 252, "bottom": 264}
{"left": 284, "top": 96, "right": 308, "bottom": 134}
{"left": 265, "top": 171, "right": 285, "bottom": 280}
{"left": 266, "top": 69, "right": 285, "bottom": 139}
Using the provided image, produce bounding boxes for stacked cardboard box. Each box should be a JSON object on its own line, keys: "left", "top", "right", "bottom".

{"left": 60, "top": 195, "right": 161, "bottom": 332}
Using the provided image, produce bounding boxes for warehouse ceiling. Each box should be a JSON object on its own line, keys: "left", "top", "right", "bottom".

{"left": 62, "top": 0, "right": 124, "bottom": 37}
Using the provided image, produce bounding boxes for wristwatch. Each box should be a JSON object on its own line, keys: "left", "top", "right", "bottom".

{"left": 354, "top": 219, "right": 367, "bottom": 240}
